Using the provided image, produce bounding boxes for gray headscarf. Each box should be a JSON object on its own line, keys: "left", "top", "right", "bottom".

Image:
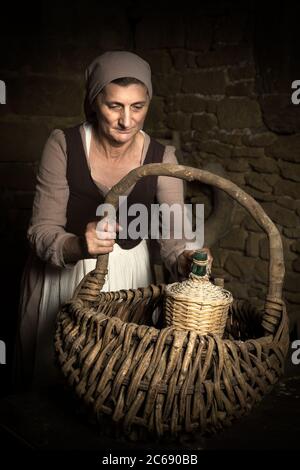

{"left": 84, "top": 51, "right": 152, "bottom": 121}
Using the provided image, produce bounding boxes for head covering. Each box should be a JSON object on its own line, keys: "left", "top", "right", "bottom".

{"left": 84, "top": 51, "right": 152, "bottom": 121}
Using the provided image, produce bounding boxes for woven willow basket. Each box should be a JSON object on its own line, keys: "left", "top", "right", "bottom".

{"left": 55, "top": 163, "right": 289, "bottom": 438}
{"left": 164, "top": 266, "right": 233, "bottom": 336}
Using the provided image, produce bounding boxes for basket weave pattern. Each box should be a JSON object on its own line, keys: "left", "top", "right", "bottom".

{"left": 55, "top": 289, "right": 287, "bottom": 436}
{"left": 55, "top": 163, "right": 289, "bottom": 437}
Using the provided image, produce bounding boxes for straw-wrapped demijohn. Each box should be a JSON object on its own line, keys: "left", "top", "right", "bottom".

{"left": 164, "top": 250, "right": 233, "bottom": 336}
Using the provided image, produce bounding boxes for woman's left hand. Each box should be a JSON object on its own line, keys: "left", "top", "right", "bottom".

{"left": 177, "top": 247, "right": 213, "bottom": 278}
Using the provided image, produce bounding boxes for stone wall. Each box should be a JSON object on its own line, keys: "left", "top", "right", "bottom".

{"left": 0, "top": 1, "right": 299, "bottom": 356}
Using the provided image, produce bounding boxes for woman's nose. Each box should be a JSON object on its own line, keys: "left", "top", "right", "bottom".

{"left": 119, "top": 108, "right": 131, "bottom": 128}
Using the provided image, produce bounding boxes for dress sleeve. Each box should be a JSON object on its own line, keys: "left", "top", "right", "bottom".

{"left": 157, "top": 145, "right": 202, "bottom": 279}
{"left": 156, "top": 145, "right": 198, "bottom": 278}
{"left": 27, "top": 129, "right": 77, "bottom": 268}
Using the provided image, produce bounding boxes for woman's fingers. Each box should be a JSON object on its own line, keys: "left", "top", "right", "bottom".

{"left": 183, "top": 250, "right": 195, "bottom": 261}
{"left": 96, "top": 229, "right": 117, "bottom": 240}
{"left": 177, "top": 248, "right": 214, "bottom": 277}
{"left": 177, "top": 250, "right": 193, "bottom": 276}
{"left": 96, "top": 218, "right": 123, "bottom": 237}
{"left": 85, "top": 220, "right": 118, "bottom": 256}
{"left": 201, "top": 247, "right": 213, "bottom": 267}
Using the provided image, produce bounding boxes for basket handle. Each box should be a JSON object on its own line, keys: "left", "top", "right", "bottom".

{"left": 74, "top": 163, "right": 285, "bottom": 334}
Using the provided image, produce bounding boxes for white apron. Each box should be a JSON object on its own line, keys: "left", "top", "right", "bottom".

{"left": 33, "top": 239, "right": 152, "bottom": 386}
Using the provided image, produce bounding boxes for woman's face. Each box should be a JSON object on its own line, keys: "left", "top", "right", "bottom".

{"left": 94, "top": 82, "right": 150, "bottom": 145}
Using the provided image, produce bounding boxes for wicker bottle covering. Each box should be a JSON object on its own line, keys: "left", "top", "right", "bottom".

{"left": 164, "top": 250, "right": 233, "bottom": 336}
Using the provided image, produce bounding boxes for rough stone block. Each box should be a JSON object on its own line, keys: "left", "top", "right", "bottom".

{"left": 181, "top": 131, "right": 195, "bottom": 144}
{"left": 244, "top": 215, "right": 261, "bottom": 232}
{"left": 211, "top": 248, "right": 228, "bottom": 268}
{"left": 266, "top": 134, "right": 300, "bottom": 163}
{"left": 217, "top": 98, "right": 263, "bottom": 129}
{"left": 265, "top": 174, "right": 280, "bottom": 186}
{"left": 285, "top": 272, "right": 300, "bottom": 293}
{"left": 226, "top": 81, "right": 255, "bottom": 97}
{"left": 206, "top": 100, "right": 219, "bottom": 114}
{"left": 231, "top": 146, "right": 265, "bottom": 158}
{"left": 249, "top": 158, "right": 278, "bottom": 173}
{"left": 246, "top": 232, "right": 262, "bottom": 258}
{"left": 191, "top": 113, "right": 217, "bottom": 131}
{"left": 259, "top": 237, "right": 269, "bottom": 261}
{"left": 226, "top": 159, "right": 249, "bottom": 172}
{"left": 144, "top": 97, "right": 165, "bottom": 130}
{"left": 277, "top": 197, "right": 297, "bottom": 211}
{"left": 216, "top": 130, "right": 242, "bottom": 146}
{"left": 173, "top": 95, "right": 206, "bottom": 113}
{"left": 224, "top": 253, "right": 256, "bottom": 281}
{"left": 167, "top": 113, "right": 191, "bottom": 131}
{"left": 278, "top": 161, "right": 300, "bottom": 183}
{"left": 283, "top": 227, "right": 300, "bottom": 239}
{"left": 260, "top": 94, "right": 300, "bottom": 134}
{"left": 273, "top": 179, "right": 299, "bottom": 199}
{"left": 182, "top": 71, "right": 227, "bottom": 95}
{"left": 248, "top": 287, "right": 265, "bottom": 301}
{"left": 292, "top": 258, "right": 300, "bottom": 273}
{"left": 196, "top": 140, "right": 232, "bottom": 158}
{"left": 226, "top": 172, "right": 245, "bottom": 187}
{"left": 254, "top": 259, "right": 269, "bottom": 285}
{"left": 261, "top": 202, "right": 296, "bottom": 228}
{"left": 170, "top": 50, "right": 197, "bottom": 70}
{"left": 219, "top": 227, "right": 247, "bottom": 251}
{"left": 152, "top": 73, "right": 182, "bottom": 96}
{"left": 291, "top": 240, "right": 300, "bottom": 254}
{"left": 244, "top": 187, "right": 277, "bottom": 202}
{"left": 186, "top": 52, "right": 197, "bottom": 68}
{"left": 245, "top": 174, "right": 272, "bottom": 193}
{"left": 233, "top": 206, "right": 247, "bottom": 225}
{"left": 230, "top": 282, "right": 249, "bottom": 299}
{"left": 242, "top": 132, "right": 277, "bottom": 147}
{"left": 228, "top": 65, "right": 256, "bottom": 81}
{"left": 285, "top": 292, "right": 300, "bottom": 304}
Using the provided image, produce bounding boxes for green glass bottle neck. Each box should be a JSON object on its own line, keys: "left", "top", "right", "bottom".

{"left": 191, "top": 251, "right": 208, "bottom": 277}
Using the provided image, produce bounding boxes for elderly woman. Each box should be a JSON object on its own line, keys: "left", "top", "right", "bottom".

{"left": 15, "top": 51, "right": 210, "bottom": 389}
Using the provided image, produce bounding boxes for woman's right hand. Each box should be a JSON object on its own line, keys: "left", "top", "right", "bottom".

{"left": 84, "top": 218, "right": 122, "bottom": 257}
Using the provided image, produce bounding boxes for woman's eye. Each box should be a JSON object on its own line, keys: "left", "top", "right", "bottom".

{"left": 132, "top": 105, "right": 143, "bottom": 110}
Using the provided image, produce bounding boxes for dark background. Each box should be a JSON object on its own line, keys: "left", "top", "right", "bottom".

{"left": 0, "top": 0, "right": 300, "bottom": 397}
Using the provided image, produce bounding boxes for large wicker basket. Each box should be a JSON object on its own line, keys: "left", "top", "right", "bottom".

{"left": 55, "top": 163, "right": 289, "bottom": 437}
